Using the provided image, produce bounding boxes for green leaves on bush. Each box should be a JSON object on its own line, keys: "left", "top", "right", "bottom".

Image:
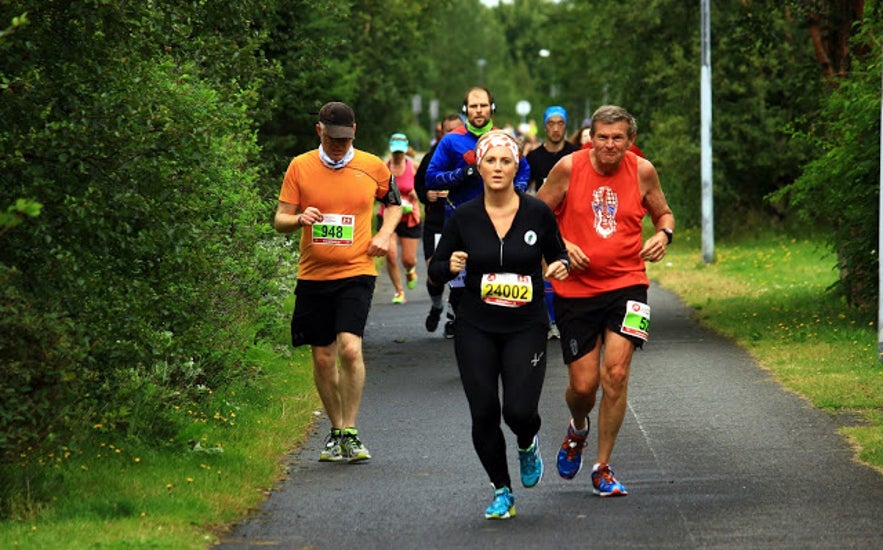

{"left": 770, "top": 29, "right": 880, "bottom": 307}
{"left": 0, "top": 1, "right": 285, "bottom": 466}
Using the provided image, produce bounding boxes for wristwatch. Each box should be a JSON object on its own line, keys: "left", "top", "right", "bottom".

{"left": 659, "top": 228, "right": 673, "bottom": 244}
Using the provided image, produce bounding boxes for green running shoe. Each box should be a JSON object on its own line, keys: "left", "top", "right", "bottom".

{"left": 319, "top": 428, "right": 343, "bottom": 462}
{"left": 406, "top": 267, "right": 418, "bottom": 289}
{"left": 341, "top": 428, "right": 371, "bottom": 463}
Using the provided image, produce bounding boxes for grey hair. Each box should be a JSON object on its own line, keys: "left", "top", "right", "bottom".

{"left": 591, "top": 105, "right": 637, "bottom": 138}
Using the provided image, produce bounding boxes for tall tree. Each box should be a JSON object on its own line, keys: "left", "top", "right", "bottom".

{"left": 799, "top": 0, "right": 867, "bottom": 78}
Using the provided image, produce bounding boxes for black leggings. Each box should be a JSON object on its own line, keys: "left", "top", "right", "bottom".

{"left": 454, "top": 322, "right": 548, "bottom": 490}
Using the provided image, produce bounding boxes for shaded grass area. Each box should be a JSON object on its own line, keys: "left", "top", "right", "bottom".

{"left": 648, "top": 228, "right": 882, "bottom": 470}
{"left": 0, "top": 309, "right": 321, "bottom": 549}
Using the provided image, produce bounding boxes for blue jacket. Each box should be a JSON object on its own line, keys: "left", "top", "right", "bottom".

{"left": 425, "top": 126, "right": 530, "bottom": 217}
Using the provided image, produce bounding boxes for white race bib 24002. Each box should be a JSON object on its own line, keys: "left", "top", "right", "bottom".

{"left": 480, "top": 273, "right": 532, "bottom": 307}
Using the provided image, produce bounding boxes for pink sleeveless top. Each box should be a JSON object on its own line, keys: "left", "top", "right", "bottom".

{"left": 380, "top": 158, "right": 415, "bottom": 217}
{"left": 390, "top": 158, "right": 415, "bottom": 195}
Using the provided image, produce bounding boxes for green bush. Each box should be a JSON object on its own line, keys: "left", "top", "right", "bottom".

{"left": 770, "top": 29, "right": 880, "bottom": 307}
{"left": 0, "top": 1, "right": 285, "bottom": 470}
{"left": 0, "top": 267, "right": 87, "bottom": 460}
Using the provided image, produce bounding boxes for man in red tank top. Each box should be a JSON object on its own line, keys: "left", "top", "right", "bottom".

{"left": 537, "top": 105, "right": 675, "bottom": 497}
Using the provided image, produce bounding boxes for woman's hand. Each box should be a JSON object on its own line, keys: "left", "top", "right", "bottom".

{"left": 544, "top": 260, "right": 570, "bottom": 281}
{"left": 449, "top": 251, "right": 468, "bottom": 274}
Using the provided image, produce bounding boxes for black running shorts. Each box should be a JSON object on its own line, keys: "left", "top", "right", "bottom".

{"left": 290, "top": 275, "right": 376, "bottom": 347}
{"left": 554, "top": 285, "right": 648, "bottom": 363}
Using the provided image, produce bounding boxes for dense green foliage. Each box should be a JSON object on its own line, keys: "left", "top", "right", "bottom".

{"left": 1, "top": 0, "right": 880, "bottom": 520}
{"left": 771, "top": 24, "right": 881, "bottom": 306}
{"left": 258, "top": 0, "right": 517, "bottom": 179}
{"left": 548, "top": 1, "right": 825, "bottom": 230}
{"left": 0, "top": 1, "right": 281, "bottom": 470}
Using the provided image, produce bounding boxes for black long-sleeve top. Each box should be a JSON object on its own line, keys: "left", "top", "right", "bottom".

{"left": 414, "top": 143, "right": 445, "bottom": 231}
{"left": 428, "top": 192, "right": 569, "bottom": 333}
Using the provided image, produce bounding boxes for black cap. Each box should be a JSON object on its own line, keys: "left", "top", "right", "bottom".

{"left": 318, "top": 102, "right": 355, "bottom": 139}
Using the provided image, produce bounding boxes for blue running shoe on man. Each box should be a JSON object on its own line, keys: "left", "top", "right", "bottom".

{"left": 592, "top": 463, "right": 628, "bottom": 497}
{"left": 518, "top": 435, "right": 543, "bottom": 488}
{"left": 557, "top": 418, "right": 588, "bottom": 479}
{"left": 484, "top": 486, "right": 516, "bottom": 520}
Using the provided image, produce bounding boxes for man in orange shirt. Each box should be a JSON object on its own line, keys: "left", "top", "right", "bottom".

{"left": 275, "top": 101, "right": 402, "bottom": 463}
{"left": 537, "top": 105, "right": 674, "bottom": 497}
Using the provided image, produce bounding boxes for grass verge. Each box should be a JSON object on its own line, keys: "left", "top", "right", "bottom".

{"left": 0, "top": 311, "right": 321, "bottom": 549}
{"left": 647, "top": 227, "right": 882, "bottom": 471}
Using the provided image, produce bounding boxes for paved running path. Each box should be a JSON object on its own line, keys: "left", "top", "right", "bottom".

{"left": 216, "top": 258, "right": 883, "bottom": 549}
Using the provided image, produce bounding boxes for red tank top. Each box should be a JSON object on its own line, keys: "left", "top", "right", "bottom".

{"left": 551, "top": 149, "right": 649, "bottom": 298}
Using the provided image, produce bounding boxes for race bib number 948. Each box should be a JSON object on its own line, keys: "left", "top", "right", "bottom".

{"left": 311, "top": 214, "right": 355, "bottom": 246}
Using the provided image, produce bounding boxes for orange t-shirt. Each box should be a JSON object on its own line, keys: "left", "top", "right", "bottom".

{"left": 279, "top": 149, "right": 391, "bottom": 281}
{"left": 551, "top": 149, "right": 649, "bottom": 298}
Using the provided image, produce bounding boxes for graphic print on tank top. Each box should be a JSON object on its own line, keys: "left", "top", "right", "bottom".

{"left": 592, "top": 186, "right": 618, "bottom": 239}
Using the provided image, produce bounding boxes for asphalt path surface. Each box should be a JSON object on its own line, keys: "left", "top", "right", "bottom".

{"left": 217, "top": 257, "right": 883, "bottom": 549}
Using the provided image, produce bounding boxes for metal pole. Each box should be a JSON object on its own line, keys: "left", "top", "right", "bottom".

{"left": 878, "top": 47, "right": 883, "bottom": 360}
{"left": 700, "top": 0, "right": 715, "bottom": 263}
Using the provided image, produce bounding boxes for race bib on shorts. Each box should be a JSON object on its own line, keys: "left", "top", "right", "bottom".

{"left": 311, "top": 214, "right": 355, "bottom": 246}
{"left": 621, "top": 300, "right": 650, "bottom": 341}
{"left": 480, "top": 273, "right": 532, "bottom": 308}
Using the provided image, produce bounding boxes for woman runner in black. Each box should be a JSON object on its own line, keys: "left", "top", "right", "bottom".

{"left": 428, "top": 130, "right": 570, "bottom": 519}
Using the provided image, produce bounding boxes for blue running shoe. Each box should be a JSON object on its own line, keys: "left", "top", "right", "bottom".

{"left": 557, "top": 419, "right": 588, "bottom": 479}
{"left": 591, "top": 463, "right": 628, "bottom": 497}
{"left": 518, "top": 435, "right": 543, "bottom": 488}
{"left": 485, "top": 486, "right": 516, "bottom": 520}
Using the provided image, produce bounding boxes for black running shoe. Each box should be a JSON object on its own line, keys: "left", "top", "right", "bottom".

{"left": 425, "top": 306, "right": 443, "bottom": 332}
{"left": 443, "top": 320, "right": 455, "bottom": 339}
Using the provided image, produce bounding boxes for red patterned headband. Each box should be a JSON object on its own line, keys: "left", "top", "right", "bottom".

{"left": 475, "top": 131, "right": 520, "bottom": 166}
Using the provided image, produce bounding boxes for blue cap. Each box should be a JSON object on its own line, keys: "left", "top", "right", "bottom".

{"left": 543, "top": 106, "right": 568, "bottom": 126}
{"left": 389, "top": 132, "right": 409, "bottom": 153}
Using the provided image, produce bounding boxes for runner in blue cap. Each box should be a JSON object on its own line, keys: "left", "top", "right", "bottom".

{"left": 527, "top": 106, "right": 580, "bottom": 340}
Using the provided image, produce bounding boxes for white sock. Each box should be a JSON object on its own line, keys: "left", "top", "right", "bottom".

{"left": 570, "top": 418, "right": 589, "bottom": 436}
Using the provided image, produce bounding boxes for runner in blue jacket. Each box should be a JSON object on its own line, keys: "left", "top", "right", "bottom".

{"left": 426, "top": 87, "right": 530, "bottom": 218}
